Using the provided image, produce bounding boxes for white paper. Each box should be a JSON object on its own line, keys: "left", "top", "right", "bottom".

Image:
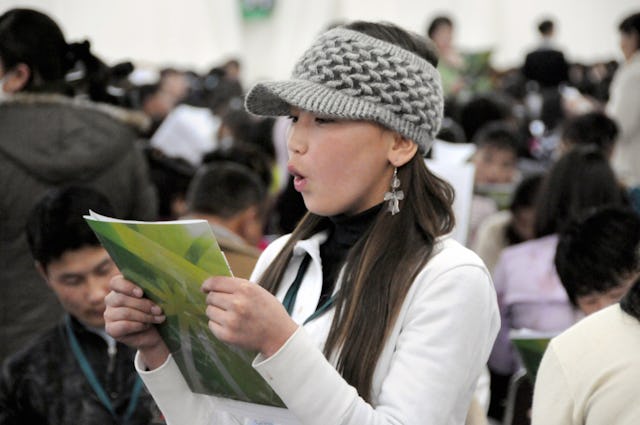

{"left": 425, "top": 159, "right": 476, "bottom": 246}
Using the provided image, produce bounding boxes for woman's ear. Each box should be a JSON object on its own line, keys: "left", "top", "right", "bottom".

{"left": 387, "top": 132, "right": 419, "bottom": 167}
{"left": 3, "top": 63, "right": 31, "bottom": 93}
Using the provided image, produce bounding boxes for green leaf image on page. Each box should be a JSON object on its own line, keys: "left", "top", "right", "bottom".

{"left": 84, "top": 211, "right": 285, "bottom": 408}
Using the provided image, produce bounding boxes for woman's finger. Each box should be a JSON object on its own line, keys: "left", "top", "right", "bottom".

{"left": 204, "top": 290, "right": 237, "bottom": 311}
{"left": 201, "top": 276, "right": 241, "bottom": 294}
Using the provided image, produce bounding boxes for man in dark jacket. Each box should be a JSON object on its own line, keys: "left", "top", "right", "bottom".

{"left": 522, "top": 19, "right": 569, "bottom": 88}
{"left": 0, "top": 187, "right": 163, "bottom": 425}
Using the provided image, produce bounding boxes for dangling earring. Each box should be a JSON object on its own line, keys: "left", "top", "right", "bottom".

{"left": 384, "top": 167, "right": 404, "bottom": 215}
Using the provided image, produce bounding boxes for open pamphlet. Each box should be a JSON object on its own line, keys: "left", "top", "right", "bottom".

{"left": 509, "top": 328, "right": 557, "bottom": 383}
{"left": 85, "top": 212, "right": 299, "bottom": 423}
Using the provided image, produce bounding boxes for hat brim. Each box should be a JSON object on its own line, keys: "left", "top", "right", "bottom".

{"left": 244, "top": 79, "right": 433, "bottom": 153}
{"left": 245, "top": 79, "right": 383, "bottom": 120}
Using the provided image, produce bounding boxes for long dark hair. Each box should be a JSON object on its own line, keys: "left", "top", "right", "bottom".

{"left": 534, "top": 147, "right": 626, "bottom": 238}
{"left": 257, "top": 21, "right": 454, "bottom": 402}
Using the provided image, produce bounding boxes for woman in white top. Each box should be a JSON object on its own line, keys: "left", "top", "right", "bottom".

{"left": 104, "top": 20, "right": 500, "bottom": 425}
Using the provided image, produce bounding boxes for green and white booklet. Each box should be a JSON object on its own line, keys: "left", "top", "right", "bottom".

{"left": 509, "top": 328, "right": 556, "bottom": 383}
{"left": 85, "top": 211, "right": 298, "bottom": 424}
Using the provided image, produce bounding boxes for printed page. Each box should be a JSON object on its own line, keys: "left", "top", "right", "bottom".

{"left": 85, "top": 211, "right": 286, "bottom": 409}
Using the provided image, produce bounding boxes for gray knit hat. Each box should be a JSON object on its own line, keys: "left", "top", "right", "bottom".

{"left": 245, "top": 27, "right": 444, "bottom": 154}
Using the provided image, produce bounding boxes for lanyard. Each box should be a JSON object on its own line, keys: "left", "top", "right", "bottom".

{"left": 282, "top": 253, "right": 337, "bottom": 325}
{"left": 65, "top": 315, "right": 143, "bottom": 424}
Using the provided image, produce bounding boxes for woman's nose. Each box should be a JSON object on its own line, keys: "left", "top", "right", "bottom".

{"left": 287, "top": 123, "right": 308, "bottom": 155}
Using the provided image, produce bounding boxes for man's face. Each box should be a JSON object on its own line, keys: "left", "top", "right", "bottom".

{"left": 38, "top": 246, "right": 119, "bottom": 328}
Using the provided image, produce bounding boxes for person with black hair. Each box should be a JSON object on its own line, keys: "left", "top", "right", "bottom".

{"left": 0, "top": 8, "right": 158, "bottom": 363}
{"left": 104, "top": 20, "right": 499, "bottom": 424}
{"left": 522, "top": 18, "right": 569, "bottom": 88}
{"left": 489, "top": 148, "right": 628, "bottom": 377}
{"left": 458, "top": 93, "right": 513, "bottom": 142}
{"left": 426, "top": 15, "right": 466, "bottom": 97}
{"left": 0, "top": 186, "right": 163, "bottom": 425}
{"left": 472, "top": 173, "right": 543, "bottom": 273}
{"left": 467, "top": 120, "right": 523, "bottom": 247}
{"left": 607, "top": 12, "right": 640, "bottom": 187}
{"left": 554, "top": 206, "right": 640, "bottom": 315}
{"left": 182, "top": 162, "right": 269, "bottom": 279}
{"left": 557, "top": 111, "right": 619, "bottom": 158}
{"left": 487, "top": 149, "right": 628, "bottom": 421}
{"left": 202, "top": 143, "right": 274, "bottom": 193}
{"left": 471, "top": 121, "right": 521, "bottom": 188}
{"left": 532, "top": 276, "right": 640, "bottom": 424}
{"left": 144, "top": 149, "right": 196, "bottom": 220}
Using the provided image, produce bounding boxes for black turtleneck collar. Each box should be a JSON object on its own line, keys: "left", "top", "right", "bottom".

{"left": 327, "top": 203, "right": 383, "bottom": 248}
{"left": 316, "top": 203, "right": 383, "bottom": 308}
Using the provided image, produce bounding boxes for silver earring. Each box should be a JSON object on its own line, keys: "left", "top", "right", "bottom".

{"left": 384, "top": 167, "right": 404, "bottom": 215}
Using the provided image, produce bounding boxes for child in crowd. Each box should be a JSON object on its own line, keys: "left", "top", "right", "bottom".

{"left": 471, "top": 121, "right": 521, "bottom": 187}
{"left": 104, "top": 20, "right": 500, "bottom": 424}
{"left": 468, "top": 121, "right": 522, "bottom": 246}
{"left": 0, "top": 186, "right": 162, "bottom": 424}
{"left": 532, "top": 205, "right": 640, "bottom": 424}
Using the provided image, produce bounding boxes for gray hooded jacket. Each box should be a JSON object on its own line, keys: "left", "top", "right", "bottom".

{"left": 0, "top": 93, "right": 158, "bottom": 363}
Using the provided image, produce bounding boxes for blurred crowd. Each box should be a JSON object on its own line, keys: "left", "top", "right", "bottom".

{"left": 1, "top": 7, "right": 640, "bottom": 425}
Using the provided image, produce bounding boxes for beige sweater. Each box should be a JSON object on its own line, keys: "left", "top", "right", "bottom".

{"left": 532, "top": 304, "right": 640, "bottom": 425}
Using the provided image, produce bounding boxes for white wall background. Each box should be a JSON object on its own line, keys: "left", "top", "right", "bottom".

{"left": 1, "top": 0, "right": 638, "bottom": 87}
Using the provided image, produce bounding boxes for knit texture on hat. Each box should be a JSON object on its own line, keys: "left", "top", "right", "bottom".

{"left": 245, "top": 27, "right": 444, "bottom": 153}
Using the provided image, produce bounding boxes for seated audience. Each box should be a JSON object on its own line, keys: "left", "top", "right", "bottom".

{"left": 487, "top": 148, "right": 628, "bottom": 420}
{"left": 490, "top": 147, "right": 628, "bottom": 375}
{"left": 532, "top": 278, "right": 640, "bottom": 424}
{"left": 0, "top": 186, "right": 162, "bottom": 424}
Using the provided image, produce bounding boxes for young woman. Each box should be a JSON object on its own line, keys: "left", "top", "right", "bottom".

{"left": 105, "top": 21, "right": 499, "bottom": 425}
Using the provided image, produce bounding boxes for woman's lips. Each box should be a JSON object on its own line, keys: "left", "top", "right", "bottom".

{"left": 293, "top": 174, "right": 307, "bottom": 192}
{"left": 288, "top": 165, "right": 307, "bottom": 192}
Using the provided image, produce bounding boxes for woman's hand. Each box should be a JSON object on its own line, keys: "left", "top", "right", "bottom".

{"left": 104, "top": 275, "right": 170, "bottom": 370}
{"left": 201, "top": 277, "right": 299, "bottom": 358}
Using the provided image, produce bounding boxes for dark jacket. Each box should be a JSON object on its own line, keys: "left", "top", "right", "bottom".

{"left": 0, "top": 93, "right": 158, "bottom": 363}
{"left": 522, "top": 48, "right": 569, "bottom": 88}
{"left": 0, "top": 316, "right": 164, "bottom": 425}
